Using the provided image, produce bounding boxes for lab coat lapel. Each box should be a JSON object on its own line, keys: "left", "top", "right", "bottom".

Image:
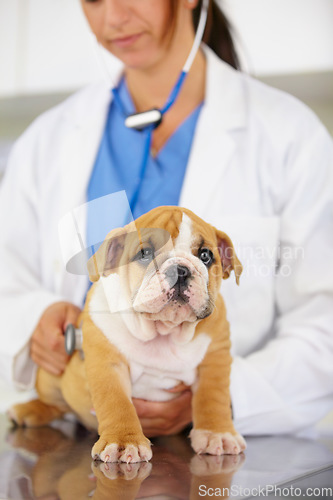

{"left": 59, "top": 86, "right": 112, "bottom": 219}
{"left": 180, "top": 47, "right": 247, "bottom": 215}
{"left": 57, "top": 85, "right": 112, "bottom": 299}
{"left": 180, "top": 112, "right": 237, "bottom": 215}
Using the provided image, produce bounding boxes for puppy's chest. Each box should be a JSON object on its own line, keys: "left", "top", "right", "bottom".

{"left": 89, "top": 311, "right": 211, "bottom": 401}
{"left": 127, "top": 333, "right": 211, "bottom": 401}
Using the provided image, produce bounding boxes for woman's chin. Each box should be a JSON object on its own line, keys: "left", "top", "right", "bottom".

{"left": 103, "top": 43, "right": 167, "bottom": 74}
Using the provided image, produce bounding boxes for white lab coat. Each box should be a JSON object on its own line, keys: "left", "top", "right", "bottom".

{"left": 1, "top": 46, "right": 333, "bottom": 435}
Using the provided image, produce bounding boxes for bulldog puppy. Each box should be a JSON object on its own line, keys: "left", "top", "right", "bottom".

{"left": 9, "top": 206, "right": 246, "bottom": 463}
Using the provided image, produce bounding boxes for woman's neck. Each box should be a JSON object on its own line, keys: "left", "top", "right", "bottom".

{"left": 125, "top": 48, "right": 206, "bottom": 112}
{"left": 121, "top": 11, "right": 207, "bottom": 154}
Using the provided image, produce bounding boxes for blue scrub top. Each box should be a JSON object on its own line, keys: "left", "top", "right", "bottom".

{"left": 86, "top": 78, "right": 202, "bottom": 249}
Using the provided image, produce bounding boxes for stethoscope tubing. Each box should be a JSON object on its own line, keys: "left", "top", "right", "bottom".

{"left": 87, "top": 0, "right": 209, "bottom": 216}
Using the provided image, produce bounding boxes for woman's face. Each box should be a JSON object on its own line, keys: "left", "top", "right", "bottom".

{"left": 81, "top": 0, "right": 189, "bottom": 70}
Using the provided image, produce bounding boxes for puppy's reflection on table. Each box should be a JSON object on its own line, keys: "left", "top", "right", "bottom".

{"left": 4, "top": 422, "right": 245, "bottom": 499}
{"left": 5, "top": 423, "right": 96, "bottom": 500}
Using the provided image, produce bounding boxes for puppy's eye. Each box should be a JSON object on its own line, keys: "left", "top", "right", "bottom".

{"left": 199, "top": 248, "right": 214, "bottom": 267}
{"left": 133, "top": 247, "right": 155, "bottom": 264}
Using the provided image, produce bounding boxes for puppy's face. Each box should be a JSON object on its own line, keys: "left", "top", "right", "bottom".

{"left": 88, "top": 207, "right": 242, "bottom": 340}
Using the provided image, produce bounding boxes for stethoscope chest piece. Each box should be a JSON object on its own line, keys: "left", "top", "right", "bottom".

{"left": 65, "top": 324, "right": 83, "bottom": 355}
{"left": 125, "top": 108, "right": 163, "bottom": 131}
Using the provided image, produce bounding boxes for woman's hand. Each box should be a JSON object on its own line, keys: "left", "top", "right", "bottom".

{"left": 30, "top": 301, "right": 81, "bottom": 376}
{"left": 133, "top": 383, "right": 192, "bottom": 438}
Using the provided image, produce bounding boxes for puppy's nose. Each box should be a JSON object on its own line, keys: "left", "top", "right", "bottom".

{"left": 165, "top": 264, "right": 191, "bottom": 286}
{"left": 176, "top": 265, "right": 191, "bottom": 282}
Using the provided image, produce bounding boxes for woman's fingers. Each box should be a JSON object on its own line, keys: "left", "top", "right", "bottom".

{"left": 165, "top": 382, "right": 191, "bottom": 394}
{"left": 30, "top": 347, "right": 67, "bottom": 376}
{"left": 30, "top": 328, "right": 69, "bottom": 375}
{"left": 30, "top": 302, "right": 81, "bottom": 375}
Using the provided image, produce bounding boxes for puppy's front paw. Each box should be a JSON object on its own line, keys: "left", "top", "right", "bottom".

{"left": 190, "top": 429, "right": 246, "bottom": 456}
{"left": 92, "top": 435, "right": 152, "bottom": 463}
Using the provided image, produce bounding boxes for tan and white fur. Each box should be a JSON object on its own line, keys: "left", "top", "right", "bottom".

{"left": 9, "top": 206, "right": 246, "bottom": 463}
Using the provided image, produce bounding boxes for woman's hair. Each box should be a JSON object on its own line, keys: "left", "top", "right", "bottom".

{"left": 192, "top": 0, "right": 240, "bottom": 70}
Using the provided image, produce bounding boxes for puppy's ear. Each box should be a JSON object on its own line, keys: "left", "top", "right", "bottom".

{"left": 87, "top": 227, "right": 127, "bottom": 282}
{"left": 215, "top": 230, "right": 242, "bottom": 285}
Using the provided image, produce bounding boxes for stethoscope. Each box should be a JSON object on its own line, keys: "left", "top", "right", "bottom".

{"left": 64, "top": 1, "right": 209, "bottom": 354}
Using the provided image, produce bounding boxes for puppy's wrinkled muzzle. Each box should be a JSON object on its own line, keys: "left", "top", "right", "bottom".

{"left": 133, "top": 255, "right": 210, "bottom": 323}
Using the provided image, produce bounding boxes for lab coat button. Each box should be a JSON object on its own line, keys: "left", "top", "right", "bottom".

{"left": 53, "top": 259, "right": 62, "bottom": 274}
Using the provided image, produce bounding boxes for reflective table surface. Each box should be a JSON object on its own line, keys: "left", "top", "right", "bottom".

{"left": 0, "top": 415, "right": 332, "bottom": 500}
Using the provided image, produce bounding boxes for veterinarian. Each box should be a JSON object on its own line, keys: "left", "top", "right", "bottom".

{"left": 0, "top": 0, "right": 333, "bottom": 438}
